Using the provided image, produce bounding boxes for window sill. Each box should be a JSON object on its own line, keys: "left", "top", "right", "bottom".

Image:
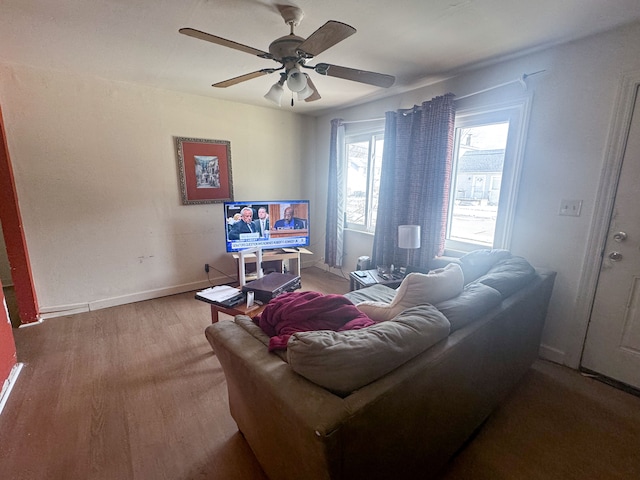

{"left": 344, "top": 227, "right": 375, "bottom": 237}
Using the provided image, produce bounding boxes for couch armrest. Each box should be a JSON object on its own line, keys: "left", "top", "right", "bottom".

{"left": 205, "top": 321, "right": 349, "bottom": 479}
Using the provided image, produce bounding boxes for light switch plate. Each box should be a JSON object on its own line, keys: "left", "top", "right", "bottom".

{"left": 559, "top": 199, "right": 583, "bottom": 216}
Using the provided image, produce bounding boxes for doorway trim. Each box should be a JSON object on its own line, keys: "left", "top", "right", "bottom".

{"left": 0, "top": 104, "right": 39, "bottom": 324}
{"left": 571, "top": 70, "right": 640, "bottom": 368}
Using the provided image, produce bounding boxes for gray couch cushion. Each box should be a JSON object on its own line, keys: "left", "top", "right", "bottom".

{"left": 234, "top": 315, "right": 288, "bottom": 361}
{"left": 459, "top": 249, "right": 513, "bottom": 284}
{"left": 435, "top": 282, "right": 502, "bottom": 331}
{"left": 475, "top": 256, "right": 536, "bottom": 298}
{"left": 286, "top": 305, "right": 450, "bottom": 396}
{"left": 344, "top": 284, "right": 396, "bottom": 304}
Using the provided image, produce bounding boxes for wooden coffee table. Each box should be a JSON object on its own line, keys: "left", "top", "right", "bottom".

{"left": 207, "top": 301, "right": 268, "bottom": 323}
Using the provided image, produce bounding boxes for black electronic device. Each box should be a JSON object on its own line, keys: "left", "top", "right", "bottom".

{"left": 241, "top": 272, "right": 301, "bottom": 304}
{"left": 216, "top": 293, "right": 245, "bottom": 308}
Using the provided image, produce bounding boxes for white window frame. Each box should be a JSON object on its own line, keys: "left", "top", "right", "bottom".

{"left": 445, "top": 98, "right": 531, "bottom": 254}
{"left": 344, "top": 124, "right": 384, "bottom": 233}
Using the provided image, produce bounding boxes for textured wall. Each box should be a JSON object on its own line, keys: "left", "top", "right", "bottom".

{"left": 0, "top": 65, "right": 314, "bottom": 315}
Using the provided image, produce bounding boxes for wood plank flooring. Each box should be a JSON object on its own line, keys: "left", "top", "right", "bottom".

{"left": 1, "top": 266, "right": 639, "bottom": 479}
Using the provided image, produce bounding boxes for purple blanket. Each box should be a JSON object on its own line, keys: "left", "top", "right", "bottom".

{"left": 255, "top": 291, "right": 374, "bottom": 351}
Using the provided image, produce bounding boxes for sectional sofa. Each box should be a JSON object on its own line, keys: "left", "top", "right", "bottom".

{"left": 205, "top": 250, "right": 556, "bottom": 479}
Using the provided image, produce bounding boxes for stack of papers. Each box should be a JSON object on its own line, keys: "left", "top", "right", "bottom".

{"left": 196, "top": 285, "right": 243, "bottom": 305}
{"left": 281, "top": 247, "right": 312, "bottom": 254}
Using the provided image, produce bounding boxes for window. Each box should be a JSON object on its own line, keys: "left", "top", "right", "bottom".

{"left": 446, "top": 101, "right": 529, "bottom": 252}
{"left": 448, "top": 122, "right": 508, "bottom": 246}
{"left": 345, "top": 131, "right": 384, "bottom": 232}
{"left": 340, "top": 100, "right": 528, "bottom": 249}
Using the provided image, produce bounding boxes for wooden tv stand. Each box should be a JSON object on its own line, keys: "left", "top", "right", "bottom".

{"left": 232, "top": 248, "right": 311, "bottom": 285}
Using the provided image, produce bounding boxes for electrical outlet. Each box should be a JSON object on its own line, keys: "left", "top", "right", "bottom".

{"left": 559, "top": 199, "right": 583, "bottom": 217}
{"left": 204, "top": 263, "right": 210, "bottom": 273}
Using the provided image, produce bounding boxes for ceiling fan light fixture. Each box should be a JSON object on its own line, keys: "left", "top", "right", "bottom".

{"left": 286, "top": 67, "right": 307, "bottom": 92}
{"left": 297, "top": 75, "right": 314, "bottom": 100}
{"left": 180, "top": 10, "right": 395, "bottom": 107}
{"left": 264, "top": 82, "right": 284, "bottom": 106}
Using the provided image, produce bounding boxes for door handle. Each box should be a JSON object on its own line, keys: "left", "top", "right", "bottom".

{"left": 613, "top": 231, "right": 627, "bottom": 242}
{"left": 608, "top": 251, "right": 623, "bottom": 261}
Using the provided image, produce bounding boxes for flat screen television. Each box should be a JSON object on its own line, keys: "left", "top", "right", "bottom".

{"left": 223, "top": 200, "right": 310, "bottom": 253}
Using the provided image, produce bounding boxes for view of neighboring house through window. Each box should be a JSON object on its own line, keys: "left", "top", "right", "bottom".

{"left": 446, "top": 101, "right": 529, "bottom": 252}
{"left": 345, "top": 131, "right": 384, "bottom": 232}
{"left": 448, "top": 122, "right": 509, "bottom": 246}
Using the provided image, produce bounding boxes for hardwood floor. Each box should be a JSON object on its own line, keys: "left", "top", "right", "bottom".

{"left": 1, "top": 266, "right": 639, "bottom": 479}
{"left": 441, "top": 360, "right": 640, "bottom": 479}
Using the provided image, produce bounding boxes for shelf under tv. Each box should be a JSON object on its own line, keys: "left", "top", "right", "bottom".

{"left": 232, "top": 248, "right": 312, "bottom": 286}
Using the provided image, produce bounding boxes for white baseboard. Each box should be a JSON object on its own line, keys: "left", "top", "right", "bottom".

{"left": 88, "top": 279, "right": 212, "bottom": 311}
{"left": 0, "top": 362, "right": 23, "bottom": 416}
{"left": 38, "top": 278, "right": 224, "bottom": 319}
{"left": 538, "top": 343, "right": 565, "bottom": 364}
{"left": 36, "top": 267, "right": 341, "bottom": 321}
{"left": 18, "top": 318, "right": 44, "bottom": 328}
{"left": 39, "top": 304, "right": 90, "bottom": 319}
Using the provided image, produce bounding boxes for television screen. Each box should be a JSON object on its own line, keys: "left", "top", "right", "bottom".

{"left": 223, "top": 200, "right": 310, "bottom": 253}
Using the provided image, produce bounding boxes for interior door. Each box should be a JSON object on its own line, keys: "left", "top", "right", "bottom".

{"left": 582, "top": 87, "right": 640, "bottom": 390}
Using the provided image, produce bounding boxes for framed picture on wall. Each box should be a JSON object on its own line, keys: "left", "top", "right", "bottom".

{"left": 175, "top": 137, "right": 234, "bottom": 205}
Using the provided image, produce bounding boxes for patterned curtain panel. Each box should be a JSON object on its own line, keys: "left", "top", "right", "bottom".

{"left": 372, "top": 94, "right": 455, "bottom": 268}
{"left": 325, "top": 118, "right": 345, "bottom": 267}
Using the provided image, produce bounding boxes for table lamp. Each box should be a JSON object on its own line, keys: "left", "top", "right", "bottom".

{"left": 398, "top": 225, "right": 421, "bottom": 269}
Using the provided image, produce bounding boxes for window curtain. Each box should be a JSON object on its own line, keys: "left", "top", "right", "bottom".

{"left": 372, "top": 94, "right": 456, "bottom": 268}
{"left": 325, "top": 118, "right": 345, "bottom": 267}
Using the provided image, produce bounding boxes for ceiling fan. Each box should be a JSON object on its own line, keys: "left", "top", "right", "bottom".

{"left": 179, "top": 5, "right": 395, "bottom": 106}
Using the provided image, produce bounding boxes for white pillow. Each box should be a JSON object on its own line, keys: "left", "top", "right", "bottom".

{"left": 356, "top": 262, "right": 464, "bottom": 322}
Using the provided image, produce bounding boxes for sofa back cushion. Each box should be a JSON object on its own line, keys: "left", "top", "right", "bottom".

{"left": 458, "top": 249, "right": 513, "bottom": 284}
{"left": 474, "top": 256, "right": 536, "bottom": 298}
{"left": 286, "top": 305, "right": 450, "bottom": 396}
{"left": 234, "top": 315, "right": 288, "bottom": 361}
{"left": 435, "top": 282, "right": 502, "bottom": 332}
{"left": 355, "top": 263, "right": 464, "bottom": 322}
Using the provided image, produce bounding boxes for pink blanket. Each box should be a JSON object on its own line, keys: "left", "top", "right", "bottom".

{"left": 255, "top": 291, "right": 374, "bottom": 351}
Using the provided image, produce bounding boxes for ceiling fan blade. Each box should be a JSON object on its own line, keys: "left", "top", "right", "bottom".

{"left": 212, "top": 69, "right": 275, "bottom": 88}
{"left": 297, "top": 21, "right": 356, "bottom": 57}
{"left": 304, "top": 77, "right": 322, "bottom": 102}
{"left": 179, "top": 28, "right": 272, "bottom": 59}
{"left": 314, "top": 63, "right": 395, "bottom": 88}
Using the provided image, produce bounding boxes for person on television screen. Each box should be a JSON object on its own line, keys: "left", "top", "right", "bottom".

{"left": 253, "top": 206, "right": 270, "bottom": 237}
{"left": 273, "top": 206, "right": 305, "bottom": 230}
{"left": 228, "top": 207, "right": 257, "bottom": 240}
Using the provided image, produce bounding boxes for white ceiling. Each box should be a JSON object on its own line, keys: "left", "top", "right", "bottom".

{"left": 2, "top": 0, "right": 640, "bottom": 116}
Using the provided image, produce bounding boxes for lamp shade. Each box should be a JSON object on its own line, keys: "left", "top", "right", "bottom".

{"left": 286, "top": 67, "right": 307, "bottom": 92}
{"left": 297, "top": 76, "right": 314, "bottom": 100}
{"left": 264, "top": 82, "right": 284, "bottom": 106}
{"left": 398, "top": 225, "right": 421, "bottom": 249}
